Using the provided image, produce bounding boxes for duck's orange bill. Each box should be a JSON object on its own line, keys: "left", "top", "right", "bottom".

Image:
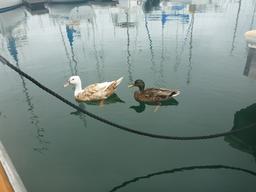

{"left": 0, "top": 162, "right": 14, "bottom": 192}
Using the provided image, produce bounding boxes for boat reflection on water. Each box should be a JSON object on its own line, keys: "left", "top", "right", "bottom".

{"left": 69, "top": 5, "right": 95, "bottom": 24}
{"left": 48, "top": 3, "right": 96, "bottom": 75}
{"left": 225, "top": 104, "right": 256, "bottom": 160}
{"left": 0, "top": 0, "right": 22, "bottom": 13}
{"left": 48, "top": 3, "right": 95, "bottom": 26}
{"left": 111, "top": 0, "right": 139, "bottom": 27}
{"left": 244, "top": 48, "right": 256, "bottom": 80}
{"left": 143, "top": 0, "right": 159, "bottom": 13}
{"left": 0, "top": 7, "right": 50, "bottom": 153}
{"left": 130, "top": 98, "right": 179, "bottom": 113}
{"left": 111, "top": 0, "right": 140, "bottom": 83}
{"left": 0, "top": 6, "right": 26, "bottom": 40}
{"left": 47, "top": 3, "right": 79, "bottom": 21}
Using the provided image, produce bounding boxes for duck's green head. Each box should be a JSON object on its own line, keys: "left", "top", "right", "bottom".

{"left": 128, "top": 79, "right": 145, "bottom": 91}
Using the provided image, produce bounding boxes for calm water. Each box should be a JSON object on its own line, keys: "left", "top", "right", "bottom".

{"left": 1, "top": 0, "right": 256, "bottom": 191}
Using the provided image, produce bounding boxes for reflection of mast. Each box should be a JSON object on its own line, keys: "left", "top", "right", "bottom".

{"left": 7, "top": 36, "right": 48, "bottom": 153}
{"left": 91, "top": 20, "right": 103, "bottom": 82}
{"left": 174, "top": 16, "right": 193, "bottom": 71}
{"left": 78, "top": 103, "right": 87, "bottom": 128}
{"left": 187, "top": 12, "right": 194, "bottom": 84}
{"left": 134, "top": 10, "right": 139, "bottom": 57}
{"left": 156, "top": 18, "right": 165, "bottom": 86}
{"left": 100, "top": 22, "right": 105, "bottom": 80}
{"left": 66, "top": 25, "right": 78, "bottom": 75}
{"left": 175, "top": 19, "right": 179, "bottom": 71}
{"left": 71, "top": 102, "right": 87, "bottom": 128}
{"left": 59, "top": 24, "right": 74, "bottom": 75}
{"left": 126, "top": 12, "right": 133, "bottom": 83}
{"left": 250, "top": 0, "right": 256, "bottom": 30}
{"left": 230, "top": 0, "right": 241, "bottom": 55}
{"left": 145, "top": 16, "right": 156, "bottom": 77}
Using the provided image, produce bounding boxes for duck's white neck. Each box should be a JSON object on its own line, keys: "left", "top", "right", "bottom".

{"left": 74, "top": 80, "right": 82, "bottom": 97}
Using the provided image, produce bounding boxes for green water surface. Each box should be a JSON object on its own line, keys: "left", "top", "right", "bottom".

{"left": 0, "top": 0, "right": 256, "bottom": 191}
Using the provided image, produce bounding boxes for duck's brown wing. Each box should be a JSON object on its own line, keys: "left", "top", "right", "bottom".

{"left": 141, "top": 88, "right": 180, "bottom": 102}
{"left": 157, "top": 88, "right": 180, "bottom": 97}
{"left": 76, "top": 81, "right": 121, "bottom": 101}
{"left": 76, "top": 84, "right": 106, "bottom": 101}
{"left": 104, "top": 81, "right": 120, "bottom": 97}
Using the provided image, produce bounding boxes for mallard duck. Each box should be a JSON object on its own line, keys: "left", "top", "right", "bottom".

{"left": 64, "top": 76, "right": 123, "bottom": 102}
{"left": 128, "top": 79, "right": 180, "bottom": 111}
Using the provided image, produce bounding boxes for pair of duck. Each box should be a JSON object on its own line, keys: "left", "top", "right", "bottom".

{"left": 64, "top": 76, "right": 180, "bottom": 107}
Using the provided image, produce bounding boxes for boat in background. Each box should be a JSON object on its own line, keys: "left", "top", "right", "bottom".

{"left": 0, "top": 0, "right": 22, "bottom": 13}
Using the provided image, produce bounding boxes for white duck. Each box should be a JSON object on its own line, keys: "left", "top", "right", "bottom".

{"left": 64, "top": 76, "right": 123, "bottom": 102}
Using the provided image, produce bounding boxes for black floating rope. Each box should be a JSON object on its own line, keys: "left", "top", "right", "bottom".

{"left": 0, "top": 54, "right": 255, "bottom": 140}
{"left": 109, "top": 164, "right": 256, "bottom": 192}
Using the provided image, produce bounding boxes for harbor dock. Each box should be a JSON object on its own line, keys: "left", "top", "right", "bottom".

{"left": 0, "top": 142, "right": 27, "bottom": 192}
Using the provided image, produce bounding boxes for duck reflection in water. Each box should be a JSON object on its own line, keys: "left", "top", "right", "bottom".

{"left": 130, "top": 98, "right": 179, "bottom": 113}
{"left": 70, "top": 94, "right": 124, "bottom": 127}
{"left": 225, "top": 103, "right": 256, "bottom": 160}
{"left": 129, "top": 79, "right": 180, "bottom": 112}
{"left": 69, "top": 93, "right": 124, "bottom": 108}
{"left": 78, "top": 93, "right": 125, "bottom": 106}
{"left": 70, "top": 102, "right": 88, "bottom": 128}
{"left": 70, "top": 94, "right": 124, "bottom": 128}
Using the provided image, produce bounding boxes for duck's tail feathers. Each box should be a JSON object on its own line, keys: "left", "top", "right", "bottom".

{"left": 172, "top": 90, "right": 181, "bottom": 97}
{"left": 115, "top": 77, "right": 124, "bottom": 86}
